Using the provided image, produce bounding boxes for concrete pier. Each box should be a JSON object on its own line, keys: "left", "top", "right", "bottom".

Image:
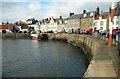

{"left": 48, "top": 33, "right": 118, "bottom": 78}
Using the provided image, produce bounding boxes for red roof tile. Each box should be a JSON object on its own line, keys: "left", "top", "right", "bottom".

{"left": 102, "top": 12, "right": 109, "bottom": 19}
{"left": 95, "top": 12, "right": 109, "bottom": 20}
{"left": 53, "top": 18, "right": 60, "bottom": 23}
{"left": 21, "top": 25, "right": 28, "bottom": 29}
{"left": 0, "top": 24, "right": 13, "bottom": 30}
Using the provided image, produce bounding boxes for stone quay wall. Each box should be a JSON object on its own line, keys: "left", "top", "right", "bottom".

{"left": 48, "top": 33, "right": 118, "bottom": 78}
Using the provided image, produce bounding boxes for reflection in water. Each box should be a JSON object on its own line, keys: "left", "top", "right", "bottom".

{"left": 2, "top": 39, "right": 89, "bottom": 77}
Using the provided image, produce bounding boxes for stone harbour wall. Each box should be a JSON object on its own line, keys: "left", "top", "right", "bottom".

{"left": 48, "top": 33, "right": 118, "bottom": 78}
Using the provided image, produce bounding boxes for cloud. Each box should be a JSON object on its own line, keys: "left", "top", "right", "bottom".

{"left": 28, "top": 2, "right": 41, "bottom": 11}
{"left": 1, "top": 1, "right": 118, "bottom": 23}
{"left": 1, "top": 2, "right": 43, "bottom": 22}
{"left": 42, "top": 1, "right": 113, "bottom": 19}
{"left": 1, "top": 0, "right": 50, "bottom": 2}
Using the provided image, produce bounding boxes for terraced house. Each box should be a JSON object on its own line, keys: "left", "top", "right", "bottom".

{"left": 66, "top": 13, "right": 83, "bottom": 33}
{"left": 80, "top": 10, "right": 95, "bottom": 31}
{"left": 47, "top": 17, "right": 59, "bottom": 33}
{"left": 109, "top": 1, "right": 120, "bottom": 29}
{"left": 109, "top": 11, "right": 119, "bottom": 29}
{"left": 94, "top": 12, "right": 109, "bottom": 31}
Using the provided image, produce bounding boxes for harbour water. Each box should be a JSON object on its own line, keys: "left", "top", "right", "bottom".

{"left": 2, "top": 39, "right": 89, "bottom": 77}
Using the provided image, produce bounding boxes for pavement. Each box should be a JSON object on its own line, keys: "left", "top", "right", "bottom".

{"left": 84, "top": 37, "right": 119, "bottom": 79}
{"left": 118, "top": 56, "right": 120, "bottom": 79}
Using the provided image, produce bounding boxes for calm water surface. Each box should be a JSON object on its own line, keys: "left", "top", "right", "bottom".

{"left": 2, "top": 39, "right": 89, "bottom": 77}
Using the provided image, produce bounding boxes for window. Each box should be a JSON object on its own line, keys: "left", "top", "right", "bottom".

{"left": 112, "top": 27, "right": 114, "bottom": 29}
{"left": 112, "top": 21, "right": 114, "bottom": 25}
{"left": 100, "top": 21, "right": 104, "bottom": 26}
{"left": 116, "top": 21, "right": 119, "bottom": 25}
{"left": 116, "top": 16, "right": 119, "bottom": 19}
{"left": 94, "top": 21, "right": 97, "bottom": 26}
{"left": 100, "top": 27, "right": 103, "bottom": 30}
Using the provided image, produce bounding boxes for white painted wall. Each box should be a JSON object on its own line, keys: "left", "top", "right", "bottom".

{"left": 94, "top": 19, "right": 107, "bottom": 31}
{"left": 109, "top": 16, "right": 119, "bottom": 29}
{"left": 28, "top": 24, "right": 39, "bottom": 32}
{"left": 40, "top": 24, "right": 47, "bottom": 32}
{"left": 47, "top": 23, "right": 58, "bottom": 32}
{"left": 47, "top": 18, "right": 58, "bottom": 33}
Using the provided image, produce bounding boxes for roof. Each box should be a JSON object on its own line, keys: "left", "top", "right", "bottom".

{"left": 21, "top": 25, "right": 28, "bottom": 29}
{"left": 0, "top": 24, "right": 13, "bottom": 29}
{"left": 82, "top": 11, "right": 96, "bottom": 18}
{"left": 114, "top": 11, "right": 119, "bottom": 16}
{"left": 95, "top": 12, "right": 109, "bottom": 20}
{"left": 53, "top": 18, "right": 60, "bottom": 23}
{"left": 70, "top": 14, "right": 83, "bottom": 19}
{"left": 102, "top": 12, "right": 109, "bottom": 19}
{"left": 27, "top": 18, "right": 35, "bottom": 21}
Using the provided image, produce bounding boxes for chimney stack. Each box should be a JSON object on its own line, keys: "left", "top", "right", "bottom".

{"left": 70, "top": 13, "right": 74, "bottom": 17}
{"left": 83, "top": 10, "right": 86, "bottom": 14}
{"left": 60, "top": 16, "right": 62, "bottom": 20}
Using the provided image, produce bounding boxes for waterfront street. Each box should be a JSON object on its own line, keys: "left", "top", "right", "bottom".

{"left": 1, "top": 0, "right": 120, "bottom": 78}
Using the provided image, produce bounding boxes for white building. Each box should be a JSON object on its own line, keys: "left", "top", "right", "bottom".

{"left": 109, "top": 12, "right": 119, "bottom": 29}
{"left": 94, "top": 12, "right": 109, "bottom": 32}
{"left": 57, "top": 18, "right": 65, "bottom": 32}
{"left": 28, "top": 24, "right": 40, "bottom": 33}
{"left": 47, "top": 17, "right": 59, "bottom": 33}
{"left": 40, "top": 24, "right": 47, "bottom": 33}
{"left": 0, "top": 24, "right": 14, "bottom": 33}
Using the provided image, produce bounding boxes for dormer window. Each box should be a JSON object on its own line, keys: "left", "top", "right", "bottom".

{"left": 83, "top": 13, "right": 87, "bottom": 17}
{"left": 90, "top": 12, "right": 93, "bottom": 17}
{"left": 99, "top": 16, "right": 102, "bottom": 19}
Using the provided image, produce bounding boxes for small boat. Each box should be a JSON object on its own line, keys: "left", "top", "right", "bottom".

{"left": 31, "top": 34, "right": 40, "bottom": 40}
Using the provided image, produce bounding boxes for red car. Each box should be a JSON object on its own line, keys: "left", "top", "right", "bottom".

{"left": 106, "top": 29, "right": 120, "bottom": 37}
{"left": 85, "top": 29, "right": 99, "bottom": 35}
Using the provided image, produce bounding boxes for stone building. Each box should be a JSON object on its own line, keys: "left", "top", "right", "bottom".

{"left": 80, "top": 11, "right": 95, "bottom": 31}
{"left": 66, "top": 13, "right": 83, "bottom": 33}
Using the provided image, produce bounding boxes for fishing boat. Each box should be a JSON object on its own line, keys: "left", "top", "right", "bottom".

{"left": 31, "top": 34, "right": 41, "bottom": 40}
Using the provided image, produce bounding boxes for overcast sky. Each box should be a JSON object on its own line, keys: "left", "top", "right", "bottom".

{"left": 0, "top": 0, "right": 119, "bottom": 23}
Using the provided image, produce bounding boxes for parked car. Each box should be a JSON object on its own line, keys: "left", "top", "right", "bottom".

{"left": 113, "top": 30, "right": 120, "bottom": 38}
{"left": 106, "top": 29, "right": 120, "bottom": 38}
{"left": 47, "top": 30, "right": 54, "bottom": 33}
{"left": 99, "top": 30, "right": 107, "bottom": 35}
{"left": 85, "top": 29, "right": 92, "bottom": 35}
{"left": 85, "top": 29, "right": 99, "bottom": 35}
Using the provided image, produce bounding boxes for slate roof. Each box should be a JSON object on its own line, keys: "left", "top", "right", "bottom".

{"left": 27, "top": 18, "right": 35, "bottom": 21}
{"left": 82, "top": 11, "right": 96, "bottom": 19}
{"left": 70, "top": 14, "right": 83, "bottom": 19}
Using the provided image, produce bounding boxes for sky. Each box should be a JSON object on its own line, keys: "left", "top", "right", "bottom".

{"left": 0, "top": 0, "right": 119, "bottom": 23}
